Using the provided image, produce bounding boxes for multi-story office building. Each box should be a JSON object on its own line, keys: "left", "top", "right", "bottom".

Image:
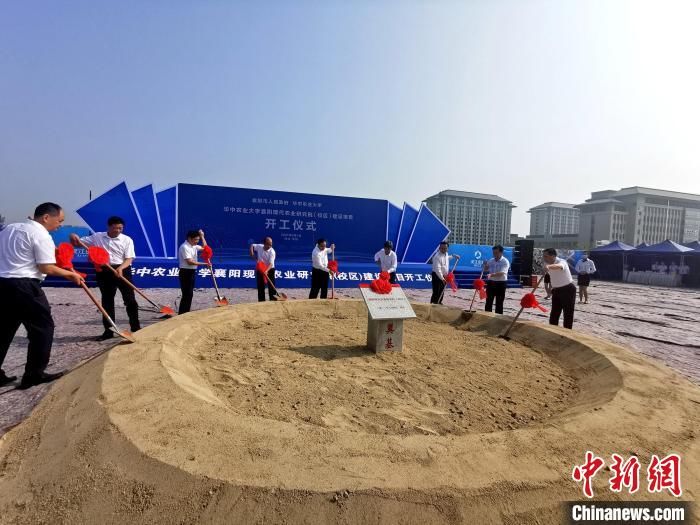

{"left": 525, "top": 202, "right": 581, "bottom": 249}
{"left": 424, "top": 190, "right": 514, "bottom": 245}
{"left": 575, "top": 187, "right": 700, "bottom": 249}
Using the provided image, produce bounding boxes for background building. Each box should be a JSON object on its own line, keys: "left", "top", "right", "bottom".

{"left": 424, "top": 190, "right": 514, "bottom": 245}
{"left": 525, "top": 202, "right": 580, "bottom": 248}
{"left": 575, "top": 187, "right": 700, "bottom": 249}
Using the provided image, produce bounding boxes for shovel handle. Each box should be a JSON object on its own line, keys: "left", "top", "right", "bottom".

{"left": 502, "top": 274, "right": 547, "bottom": 338}
{"left": 208, "top": 263, "right": 225, "bottom": 301}
{"left": 468, "top": 269, "right": 486, "bottom": 312}
{"left": 103, "top": 264, "right": 161, "bottom": 309}
{"left": 79, "top": 281, "right": 122, "bottom": 335}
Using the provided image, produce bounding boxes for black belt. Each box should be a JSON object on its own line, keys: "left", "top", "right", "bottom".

{"left": 0, "top": 276, "right": 41, "bottom": 283}
{"left": 552, "top": 282, "right": 575, "bottom": 290}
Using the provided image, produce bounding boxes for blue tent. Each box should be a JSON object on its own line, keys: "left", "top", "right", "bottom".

{"left": 636, "top": 242, "right": 649, "bottom": 249}
{"left": 635, "top": 240, "right": 694, "bottom": 254}
{"left": 590, "top": 240, "right": 636, "bottom": 253}
{"left": 683, "top": 240, "right": 700, "bottom": 251}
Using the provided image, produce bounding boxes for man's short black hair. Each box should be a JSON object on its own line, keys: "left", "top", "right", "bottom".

{"left": 543, "top": 248, "right": 557, "bottom": 256}
{"left": 186, "top": 230, "right": 200, "bottom": 239}
{"left": 107, "top": 216, "right": 125, "bottom": 226}
{"left": 439, "top": 241, "right": 449, "bottom": 246}
{"left": 384, "top": 241, "right": 393, "bottom": 249}
{"left": 493, "top": 244, "right": 504, "bottom": 252}
{"left": 34, "top": 202, "right": 62, "bottom": 218}
{"left": 317, "top": 238, "right": 326, "bottom": 245}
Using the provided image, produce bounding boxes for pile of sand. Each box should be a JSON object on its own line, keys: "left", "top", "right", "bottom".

{"left": 0, "top": 300, "right": 698, "bottom": 524}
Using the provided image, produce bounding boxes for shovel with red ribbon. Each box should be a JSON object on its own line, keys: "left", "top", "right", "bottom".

{"left": 327, "top": 257, "right": 339, "bottom": 299}
{"left": 56, "top": 243, "right": 135, "bottom": 343}
{"left": 82, "top": 244, "right": 175, "bottom": 316}
{"left": 467, "top": 269, "right": 488, "bottom": 312}
{"left": 437, "top": 257, "right": 460, "bottom": 304}
{"left": 255, "top": 261, "right": 288, "bottom": 301}
{"left": 201, "top": 245, "right": 229, "bottom": 306}
{"left": 500, "top": 274, "right": 547, "bottom": 340}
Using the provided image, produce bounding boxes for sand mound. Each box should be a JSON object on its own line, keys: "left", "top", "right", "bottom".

{"left": 0, "top": 300, "right": 698, "bottom": 524}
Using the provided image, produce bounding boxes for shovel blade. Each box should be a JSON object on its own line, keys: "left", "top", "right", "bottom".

{"left": 110, "top": 328, "right": 136, "bottom": 343}
{"left": 160, "top": 305, "right": 176, "bottom": 316}
{"left": 215, "top": 297, "right": 229, "bottom": 307}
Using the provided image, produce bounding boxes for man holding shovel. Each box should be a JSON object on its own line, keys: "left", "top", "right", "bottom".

{"left": 542, "top": 247, "right": 576, "bottom": 329}
{"left": 309, "top": 238, "right": 335, "bottom": 299}
{"left": 0, "top": 203, "right": 84, "bottom": 389}
{"left": 250, "top": 237, "right": 277, "bottom": 302}
{"left": 430, "top": 241, "right": 459, "bottom": 304}
{"left": 483, "top": 244, "right": 510, "bottom": 315}
{"left": 71, "top": 216, "right": 140, "bottom": 340}
{"left": 178, "top": 229, "right": 208, "bottom": 314}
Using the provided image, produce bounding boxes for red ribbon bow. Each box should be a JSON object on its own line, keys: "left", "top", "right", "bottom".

{"left": 255, "top": 261, "right": 269, "bottom": 283}
{"left": 201, "top": 245, "right": 213, "bottom": 264}
{"left": 445, "top": 272, "right": 458, "bottom": 292}
{"left": 55, "top": 243, "right": 87, "bottom": 278}
{"left": 370, "top": 271, "right": 392, "bottom": 294}
{"left": 473, "top": 278, "right": 487, "bottom": 300}
{"left": 327, "top": 260, "right": 338, "bottom": 274}
{"left": 520, "top": 293, "right": 547, "bottom": 312}
{"left": 87, "top": 246, "right": 110, "bottom": 272}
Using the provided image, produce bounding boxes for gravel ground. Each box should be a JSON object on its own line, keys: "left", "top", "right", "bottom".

{"left": 1, "top": 281, "right": 698, "bottom": 434}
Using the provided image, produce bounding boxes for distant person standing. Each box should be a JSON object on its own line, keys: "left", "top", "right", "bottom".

{"left": 430, "top": 241, "right": 459, "bottom": 304}
{"left": 71, "top": 216, "right": 140, "bottom": 340}
{"left": 374, "top": 241, "right": 398, "bottom": 283}
{"left": 178, "top": 229, "right": 208, "bottom": 314}
{"left": 483, "top": 245, "right": 510, "bottom": 314}
{"left": 575, "top": 253, "right": 596, "bottom": 304}
{"left": 542, "top": 248, "right": 576, "bottom": 329}
{"left": 309, "top": 239, "right": 335, "bottom": 299}
{"left": 0, "top": 203, "right": 84, "bottom": 389}
{"left": 657, "top": 261, "right": 668, "bottom": 274}
{"left": 250, "top": 237, "right": 277, "bottom": 302}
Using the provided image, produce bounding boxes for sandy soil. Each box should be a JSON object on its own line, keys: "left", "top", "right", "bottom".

{"left": 0, "top": 300, "right": 698, "bottom": 524}
{"left": 198, "top": 313, "right": 577, "bottom": 435}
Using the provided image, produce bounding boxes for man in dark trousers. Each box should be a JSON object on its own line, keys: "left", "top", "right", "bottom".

{"left": 483, "top": 244, "right": 510, "bottom": 314}
{"left": 177, "top": 229, "right": 207, "bottom": 314}
{"left": 542, "top": 248, "right": 577, "bottom": 329}
{"left": 250, "top": 236, "right": 277, "bottom": 302}
{"left": 430, "top": 241, "right": 459, "bottom": 304}
{"left": 309, "top": 238, "right": 335, "bottom": 299}
{"left": 71, "top": 216, "right": 140, "bottom": 340}
{"left": 0, "top": 203, "right": 84, "bottom": 389}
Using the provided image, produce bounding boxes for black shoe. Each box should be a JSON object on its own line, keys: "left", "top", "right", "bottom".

{"left": 17, "top": 371, "right": 65, "bottom": 390}
{"left": 0, "top": 370, "right": 17, "bottom": 387}
{"left": 95, "top": 331, "right": 114, "bottom": 341}
{"left": 269, "top": 296, "right": 279, "bottom": 301}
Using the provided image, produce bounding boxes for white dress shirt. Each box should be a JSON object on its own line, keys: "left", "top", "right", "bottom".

{"left": 431, "top": 251, "right": 452, "bottom": 280}
{"left": 485, "top": 256, "right": 510, "bottom": 282}
{"left": 0, "top": 220, "right": 56, "bottom": 280}
{"left": 178, "top": 242, "right": 203, "bottom": 269}
{"left": 312, "top": 246, "right": 333, "bottom": 272}
{"left": 575, "top": 259, "right": 597, "bottom": 274}
{"left": 374, "top": 249, "right": 398, "bottom": 273}
{"left": 252, "top": 244, "right": 276, "bottom": 269}
{"left": 80, "top": 232, "right": 135, "bottom": 265}
{"left": 545, "top": 257, "right": 574, "bottom": 288}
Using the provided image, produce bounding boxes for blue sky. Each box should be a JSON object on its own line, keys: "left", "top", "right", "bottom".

{"left": 2, "top": 0, "right": 699, "bottom": 235}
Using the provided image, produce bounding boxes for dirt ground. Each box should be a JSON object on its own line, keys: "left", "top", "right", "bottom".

{"left": 1, "top": 280, "right": 698, "bottom": 435}
{"left": 0, "top": 299, "right": 697, "bottom": 525}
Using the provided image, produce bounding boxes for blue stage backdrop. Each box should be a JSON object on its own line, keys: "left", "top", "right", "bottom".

{"left": 449, "top": 244, "right": 514, "bottom": 271}
{"left": 176, "top": 183, "right": 389, "bottom": 263}
{"left": 67, "top": 181, "right": 461, "bottom": 288}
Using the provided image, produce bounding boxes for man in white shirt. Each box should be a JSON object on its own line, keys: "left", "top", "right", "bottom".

{"left": 309, "top": 238, "right": 335, "bottom": 299}
{"left": 71, "top": 216, "right": 140, "bottom": 340}
{"left": 178, "top": 229, "right": 208, "bottom": 314}
{"left": 430, "top": 241, "right": 460, "bottom": 304}
{"left": 657, "top": 261, "right": 668, "bottom": 274}
{"left": 0, "top": 203, "right": 83, "bottom": 389}
{"left": 542, "top": 248, "right": 576, "bottom": 329}
{"left": 250, "top": 236, "right": 277, "bottom": 302}
{"left": 483, "top": 244, "right": 510, "bottom": 314}
{"left": 574, "top": 253, "right": 597, "bottom": 304}
{"left": 374, "top": 241, "right": 398, "bottom": 283}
